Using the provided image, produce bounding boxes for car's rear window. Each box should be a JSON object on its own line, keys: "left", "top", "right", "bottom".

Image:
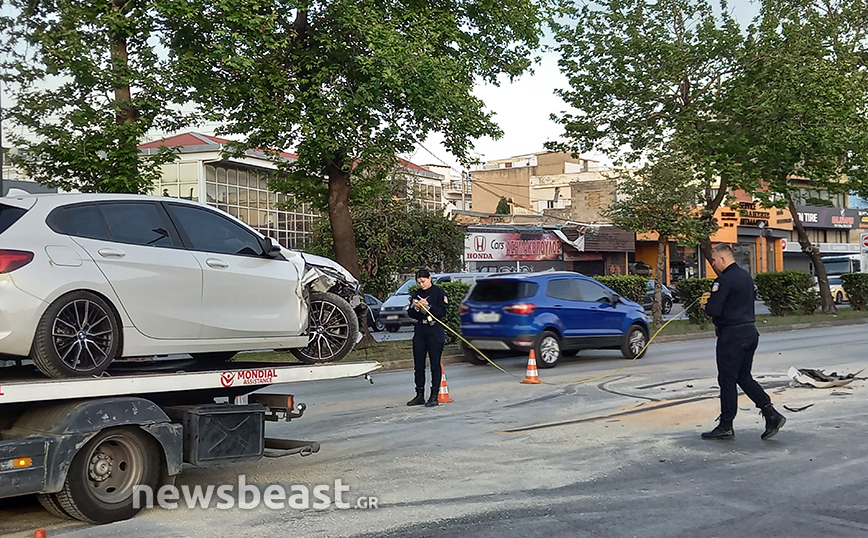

{"left": 0, "top": 204, "right": 27, "bottom": 235}
{"left": 469, "top": 279, "right": 538, "bottom": 302}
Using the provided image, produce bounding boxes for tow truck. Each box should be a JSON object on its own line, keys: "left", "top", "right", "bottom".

{"left": 0, "top": 358, "right": 380, "bottom": 524}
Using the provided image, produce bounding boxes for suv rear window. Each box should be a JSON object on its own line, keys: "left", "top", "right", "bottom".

{"left": 469, "top": 279, "right": 538, "bottom": 302}
{"left": 0, "top": 204, "right": 27, "bottom": 235}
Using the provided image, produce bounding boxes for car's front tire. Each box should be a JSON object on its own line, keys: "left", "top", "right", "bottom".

{"left": 621, "top": 324, "right": 648, "bottom": 360}
{"left": 291, "top": 292, "right": 359, "bottom": 364}
{"left": 662, "top": 297, "right": 673, "bottom": 315}
{"left": 835, "top": 292, "right": 843, "bottom": 305}
{"left": 385, "top": 325, "right": 399, "bottom": 333}
{"left": 534, "top": 330, "right": 561, "bottom": 368}
{"left": 31, "top": 291, "right": 120, "bottom": 378}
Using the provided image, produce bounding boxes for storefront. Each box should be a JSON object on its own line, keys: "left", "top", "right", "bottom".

{"left": 462, "top": 224, "right": 634, "bottom": 276}
{"left": 634, "top": 201, "right": 793, "bottom": 284}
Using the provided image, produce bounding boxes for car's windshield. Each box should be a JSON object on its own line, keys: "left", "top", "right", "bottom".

{"left": 393, "top": 278, "right": 416, "bottom": 295}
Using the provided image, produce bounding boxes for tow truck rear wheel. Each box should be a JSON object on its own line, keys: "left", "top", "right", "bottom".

{"left": 292, "top": 292, "right": 359, "bottom": 364}
{"left": 53, "top": 426, "right": 160, "bottom": 524}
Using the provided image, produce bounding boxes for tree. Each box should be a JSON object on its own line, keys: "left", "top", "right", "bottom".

{"left": 549, "top": 0, "right": 744, "bottom": 267}
{"left": 161, "top": 0, "right": 544, "bottom": 280}
{"left": 0, "top": 0, "right": 191, "bottom": 192}
{"left": 602, "top": 150, "right": 716, "bottom": 326}
{"left": 305, "top": 193, "right": 465, "bottom": 301}
{"left": 495, "top": 196, "right": 513, "bottom": 215}
{"left": 718, "top": 1, "right": 868, "bottom": 314}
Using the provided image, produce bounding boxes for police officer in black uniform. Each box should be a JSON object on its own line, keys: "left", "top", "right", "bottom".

{"left": 406, "top": 268, "right": 449, "bottom": 407}
{"left": 701, "top": 243, "right": 786, "bottom": 440}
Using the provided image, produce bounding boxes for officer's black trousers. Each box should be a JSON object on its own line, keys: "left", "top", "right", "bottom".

{"left": 412, "top": 324, "right": 445, "bottom": 391}
{"left": 715, "top": 325, "right": 771, "bottom": 422}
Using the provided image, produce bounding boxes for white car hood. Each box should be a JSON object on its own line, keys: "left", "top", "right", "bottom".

{"left": 298, "top": 252, "right": 359, "bottom": 288}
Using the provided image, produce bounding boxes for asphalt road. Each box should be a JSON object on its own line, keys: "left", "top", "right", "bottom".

{"left": 3, "top": 323, "right": 867, "bottom": 538}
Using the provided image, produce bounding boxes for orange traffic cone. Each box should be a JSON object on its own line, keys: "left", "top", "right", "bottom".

{"left": 437, "top": 365, "right": 454, "bottom": 403}
{"left": 521, "top": 349, "right": 542, "bottom": 384}
{"left": 34, "top": 530, "right": 47, "bottom": 538}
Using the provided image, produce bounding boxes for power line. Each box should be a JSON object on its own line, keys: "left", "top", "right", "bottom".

{"left": 471, "top": 179, "right": 587, "bottom": 225}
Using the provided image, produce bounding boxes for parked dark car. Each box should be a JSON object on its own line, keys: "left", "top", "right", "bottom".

{"left": 665, "top": 284, "right": 680, "bottom": 303}
{"left": 459, "top": 272, "right": 650, "bottom": 368}
{"left": 643, "top": 280, "right": 673, "bottom": 315}
{"left": 364, "top": 294, "right": 385, "bottom": 331}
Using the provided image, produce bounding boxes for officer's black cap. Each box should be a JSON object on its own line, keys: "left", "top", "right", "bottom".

{"left": 415, "top": 268, "right": 431, "bottom": 279}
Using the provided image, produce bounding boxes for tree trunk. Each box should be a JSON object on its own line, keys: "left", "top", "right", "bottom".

{"left": 324, "top": 157, "right": 374, "bottom": 345}
{"left": 653, "top": 234, "right": 667, "bottom": 327}
{"left": 699, "top": 172, "right": 731, "bottom": 277}
{"left": 109, "top": 0, "right": 139, "bottom": 192}
{"left": 787, "top": 195, "right": 835, "bottom": 314}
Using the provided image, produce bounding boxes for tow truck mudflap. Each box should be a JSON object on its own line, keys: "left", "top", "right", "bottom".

{"left": 0, "top": 437, "right": 47, "bottom": 498}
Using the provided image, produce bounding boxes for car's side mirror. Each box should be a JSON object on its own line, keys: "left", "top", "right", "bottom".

{"left": 610, "top": 295, "right": 621, "bottom": 305}
{"left": 264, "top": 236, "right": 282, "bottom": 258}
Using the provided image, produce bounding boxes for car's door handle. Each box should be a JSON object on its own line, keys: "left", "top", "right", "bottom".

{"left": 206, "top": 258, "right": 229, "bottom": 269}
{"left": 97, "top": 248, "right": 125, "bottom": 258}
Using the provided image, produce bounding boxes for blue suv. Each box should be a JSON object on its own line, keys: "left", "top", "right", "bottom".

{"left": 459, "top": 272, "right": 650, "bottom": 368}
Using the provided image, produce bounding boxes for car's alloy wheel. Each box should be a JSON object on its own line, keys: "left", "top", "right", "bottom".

{"left": 662, "top": 298, "right": 673, "bottom": 315}
{"left": 373, "top": 318, "right": 385, "bottom": 332}
{"left": 32, "top": 291, "right": 119, "bottom": 378}
{"left": 292, "top": 292, "right": 359, "bottom": 364}
{"left": 835, "top": 292, "right": 843, "bottom": 305}
{"left": 621, "top": 324, "right": 648, "bottom": 360}
{"left": 534, "top": 331, "right": 561, "bottom": 368}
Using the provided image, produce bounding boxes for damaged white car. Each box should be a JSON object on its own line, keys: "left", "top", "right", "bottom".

{"left": 0, "top": 192, "right": 363, "bottom": 378}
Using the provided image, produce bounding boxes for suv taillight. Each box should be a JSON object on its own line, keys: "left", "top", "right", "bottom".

{"left": 459, "top": 304, "right": 470, "bottom": 314}
{"left": 504, "top": 303, "right": 536, "bottom": 315}
{"left": 0, "top": 250, "right": 34, "bottom": 273}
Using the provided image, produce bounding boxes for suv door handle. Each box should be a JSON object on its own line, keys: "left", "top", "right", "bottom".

{"left": 97, "top": 248, "right": 125, "bottom": 258}
{"left": 206, "top": 258, "right": 229, "bottom": 268}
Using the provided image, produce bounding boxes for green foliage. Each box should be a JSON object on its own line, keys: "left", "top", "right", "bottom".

{"left": 306, "top": 196, "right": 465, "bottom": 300}
{"left": 0, "top": 0, "right": 193, "bottom": 193}
{"left": 754, "top": 271, "right": 818, "bottom": 316}
{"left": 676, "top": 278, "right": 714, "bottom": 327}
{"left": 718, "top": 2, "right": 868, "bottom": 207}
{"left": 841, "top": 273, "right": 868, "bottom": 311}
{"left": 603, "top": 149, "right": 718, "bottom": 244}
{"left": 160, "top": 0, "right": 544, "bottom": 276}
{"left": 495, "top": 197, "right": 512, "bottom": 215}
{"left": 594, "top": 275, "right": 647, "bottom": 304}
{"left": 549, "top": 0, "right": 744, "bottom": 166}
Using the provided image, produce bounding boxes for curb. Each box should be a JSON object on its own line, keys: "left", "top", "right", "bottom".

{"left": 370, "top": 316, "right": 868, "bottom": 372}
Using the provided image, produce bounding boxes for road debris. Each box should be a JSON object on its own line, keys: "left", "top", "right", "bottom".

{"left": 787, "top": 367, "right": 864, "bottom": 389}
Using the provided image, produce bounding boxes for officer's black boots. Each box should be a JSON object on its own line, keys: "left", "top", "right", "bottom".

{"left": 407, "top": 388, "right": 425, "bottom": 406}
{"left": 760, "top": 405, "right": 786, "bottom": 440}
{"left": 424, "top": 389, "right": 439, "bottom": 407}
{"left": 701, "top": 421, "right": 734, "bottom": 440}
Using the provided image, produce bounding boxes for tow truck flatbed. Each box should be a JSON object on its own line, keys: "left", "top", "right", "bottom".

{"left": 0, "top": 360, "right": 380, "bottom": 404}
